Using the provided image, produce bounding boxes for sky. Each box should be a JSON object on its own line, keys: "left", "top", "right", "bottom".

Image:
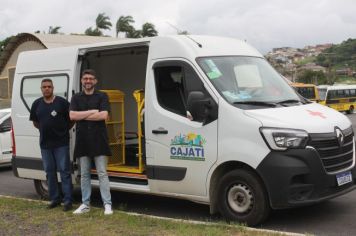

{"left": 1, "top": 0, "right": 356, "bottom": 53}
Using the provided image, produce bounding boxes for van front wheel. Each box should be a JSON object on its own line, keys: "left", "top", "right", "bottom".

{"left": 217, "top": 169, "right": 270, "bottom": 226}
{"left": 34, "top": 180, "right": 49, "bottom": 200}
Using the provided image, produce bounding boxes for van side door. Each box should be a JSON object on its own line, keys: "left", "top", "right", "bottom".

{"left": 145, "top": 59, "right": 218, "bottom": 197}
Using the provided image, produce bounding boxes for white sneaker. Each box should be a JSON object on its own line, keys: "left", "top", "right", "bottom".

{"left": 73, "top": 204, "right": 90, "bottom": 214}
{"left": 104, "top": 204, "right": 113, "bottom": 215}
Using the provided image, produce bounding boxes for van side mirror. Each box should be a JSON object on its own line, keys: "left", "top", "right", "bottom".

{"left": 187, "top": 91, "right": 217, "bottom": 125}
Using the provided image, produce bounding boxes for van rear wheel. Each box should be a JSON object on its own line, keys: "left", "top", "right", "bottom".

{"left": 217, "top": 169, "right": 270, "bottom": 226}
{"left": 34, "top": 180, "right": 49, "bottom": 200}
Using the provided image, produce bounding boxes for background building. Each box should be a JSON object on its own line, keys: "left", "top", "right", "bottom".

{"left": 0, "top": 33, "right": 120, "bottom": 108}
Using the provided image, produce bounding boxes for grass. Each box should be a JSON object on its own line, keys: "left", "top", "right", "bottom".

{"left": 0, "top": 196, "right": 289, "bottom": 236}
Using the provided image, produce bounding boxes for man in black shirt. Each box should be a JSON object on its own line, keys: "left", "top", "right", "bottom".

{"left": 70, "top": 69, "right": 113, "bottom": 215}
{"left": 30, "top": 78, "right": 73, "bottom": 211}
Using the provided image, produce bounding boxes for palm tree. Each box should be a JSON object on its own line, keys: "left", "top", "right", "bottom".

{"left": 141, "top": 23, "right": 158, "bottom": 37}
{"left": 126, "top": 26, "right": 141, "bottom": 38}
{"left": 48, "top": 26, "right": 61, "bottom": 34}
{"left": 116, "top": 15, "right": 135, "bottom": 37}
{"left": 96, "top": 13, "right": 112, "bottom": 32}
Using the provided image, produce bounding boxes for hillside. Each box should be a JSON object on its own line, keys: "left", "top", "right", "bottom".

{"left": 316, "top": 38, "right": 356, "bottom": 69}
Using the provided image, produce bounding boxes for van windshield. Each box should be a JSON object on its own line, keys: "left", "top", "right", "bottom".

{"left": 197, "top": 56, "right": 301, "bottom": 108}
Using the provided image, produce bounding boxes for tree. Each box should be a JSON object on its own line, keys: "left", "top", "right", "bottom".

{"left": 141, "top": 22, "right": 158, "bottom": 37}
{"left": 297, "top": 69, "right": 327, "bottom": 85}
{"left": 96, "top": 13, "right": 112, "bottom": 31}
{"left": 48, "top": 26, "right": 61, "bottom": 34}
{"left": 84, "top": 27, "right": 102, "bottom": 36}
{"left": 116, "top": 15, "right": 135, "bottom": 37}
{"left": 0, "top": 36, "right": 13, "bottom": 57}
{"left": 125, "top": 26, "right": 141, "bottom": 38}
{"left": 85, "top": 13, "right": 112, "bottom": 36}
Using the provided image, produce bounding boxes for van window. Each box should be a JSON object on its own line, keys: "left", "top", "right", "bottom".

{"left": 0, "top": 117, "right": 11, "bottom": 132}
{"left": 154, "top": 62, "right": 209, "bottom": 120}
{"left": 197, "top": 56, "right": 300, "bottom": 106}
{"left": 21, "top": 74, "right": 68, "bottom": 111}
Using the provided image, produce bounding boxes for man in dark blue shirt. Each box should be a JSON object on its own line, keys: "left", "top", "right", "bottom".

{"left": 30, "top": 78, "right": 73, "bottom": 211}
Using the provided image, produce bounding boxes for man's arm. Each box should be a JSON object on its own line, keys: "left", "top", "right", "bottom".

{"left": 85, "top": 111, "right": 108, "bottom": 121}
{"left": 69, "top": 110, "right": 99, "bottom": 121}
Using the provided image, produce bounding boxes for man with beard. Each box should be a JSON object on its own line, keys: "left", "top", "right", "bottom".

{"left": 70, "top": 69, "right": 113, "bottom": 215}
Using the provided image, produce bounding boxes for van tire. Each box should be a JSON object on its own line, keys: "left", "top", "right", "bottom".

{"left": 217, "top": 169, "right": 270, "bottom": 226}
{"left": 34, "top": 180, "right": 49, "bottom": 200}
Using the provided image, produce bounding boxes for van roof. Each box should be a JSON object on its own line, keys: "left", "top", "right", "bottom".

{"left": 16, "top": 35, "right": 264, "bottom": 74}
{"left": 72, "top": 35, "right": 263, "bottom": 59}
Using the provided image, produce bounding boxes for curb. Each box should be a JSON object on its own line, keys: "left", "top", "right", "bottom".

{"left": 0, "top": 194, "right": 305, "bottom": 236}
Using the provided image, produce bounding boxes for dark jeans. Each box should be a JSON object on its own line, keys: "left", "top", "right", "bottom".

{"left": 41, "top": 145, "right": 72, "bottom": 204}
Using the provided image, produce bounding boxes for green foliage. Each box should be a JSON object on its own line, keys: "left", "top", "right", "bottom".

{"left": 125, "top": 26, "right": 141, "bottom": 38}
{"left": 0, "top": 36, "right": 13, "bottom": 58}
{"left": 115, "top": 15, "right": 158, "bottom": 38}
{"left": 295, "top": 56, "right": 316, "bottom": 66}
{"left": 85, "top": 13, "right": 112, "bottom": 36}
{"left": 0, "top": 197, "right": 280, "bottom": 236}
{"left": 116, "top": 15, "right": 135, "bottom": 37}
{"left": 316, "top": 38, "right": 356, "bottom": 69}
{"left": 141, "top": 22, "right": 158, "bottom": 37}
{"left": 84, "top": 27, "right": 102, "bottom": 36}
{"left": 48, "top": 26, "right": 61, "bottom": 34}
{"left": 96, "top": 13, "right": 112, "bottom": 31}
{"left": 297, "top": 69, "right": 327, "bottom": 84}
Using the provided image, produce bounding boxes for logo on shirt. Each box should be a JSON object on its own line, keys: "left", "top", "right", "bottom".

{"left": 170, "top": 133, "right": 206, "bottom": 161}
{"left": 51, "top": 110, "right": 57, "bottom": 117}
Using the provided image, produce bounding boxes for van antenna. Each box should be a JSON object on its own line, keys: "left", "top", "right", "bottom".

{"left": 166, "top": 22, "right": 202, "bottom": 48}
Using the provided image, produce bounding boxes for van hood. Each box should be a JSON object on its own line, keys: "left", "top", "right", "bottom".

{"left": 244, "top": 103, "right": 352, "bottom": 133}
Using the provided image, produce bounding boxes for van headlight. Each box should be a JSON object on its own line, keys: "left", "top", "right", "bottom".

{"left": 260, "top": 128, "right": 309, "bottom": 151}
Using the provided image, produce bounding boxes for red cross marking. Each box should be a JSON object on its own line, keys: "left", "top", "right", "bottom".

{"left": 307, "top": 110, "right": 326, "bottom": 119}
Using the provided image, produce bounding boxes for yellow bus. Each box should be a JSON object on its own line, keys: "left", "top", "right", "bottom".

{"left": 320, "top": 85, "right": 356, "bottom": 114}
{"left": 291, "top": 83, "right": 320, "bottom": 102}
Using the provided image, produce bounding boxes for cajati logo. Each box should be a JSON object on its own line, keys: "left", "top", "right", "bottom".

{"left": 170, "top": 133, "right": 206, "bottom": 161}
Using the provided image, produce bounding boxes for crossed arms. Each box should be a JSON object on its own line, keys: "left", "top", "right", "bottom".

{"left": 69, "top": 109, "right": 108, "bottom": 121}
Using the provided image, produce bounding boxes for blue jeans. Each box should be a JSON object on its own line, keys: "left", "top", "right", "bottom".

{"left": 41, "top": 146, "right": 72, "bottom": 204}
{"left": 79, "top": 155, "right": 112, "bottom": 206}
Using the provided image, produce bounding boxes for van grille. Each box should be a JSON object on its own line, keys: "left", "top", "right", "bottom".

{"left": 308, "top": 127, "right": 354, "bottom": 174}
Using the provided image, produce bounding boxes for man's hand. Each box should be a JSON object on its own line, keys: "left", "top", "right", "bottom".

{"left": 85, "top": 111, "right": 109, "bottom": 121}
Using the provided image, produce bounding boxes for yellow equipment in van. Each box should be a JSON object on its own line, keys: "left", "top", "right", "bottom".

{"left": 102, "top": 89, "right": 145, "bottom": 174}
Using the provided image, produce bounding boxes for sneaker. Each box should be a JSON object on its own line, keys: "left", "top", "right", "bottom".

{"left": 104, "top": 204, "right": 113, "bottom": 215}
{"left": 73, "top": 204, "right": 90, "bottom": 214}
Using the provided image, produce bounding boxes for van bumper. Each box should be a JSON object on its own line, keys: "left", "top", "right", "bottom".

{"left": 256, "top": 148, "right": 356, "bottom": 209}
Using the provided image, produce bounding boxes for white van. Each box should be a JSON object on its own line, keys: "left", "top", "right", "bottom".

{"left": 11, "top": 35, "right": 356, "bottom": 226}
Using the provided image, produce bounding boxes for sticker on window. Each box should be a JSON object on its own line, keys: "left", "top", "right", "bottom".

{"left": 205, "top": 59, "right": 222, "bottom": 80}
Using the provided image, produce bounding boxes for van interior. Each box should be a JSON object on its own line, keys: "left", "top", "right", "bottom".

{"left": 80, "top": 45, "right": 149, "bottom": 183}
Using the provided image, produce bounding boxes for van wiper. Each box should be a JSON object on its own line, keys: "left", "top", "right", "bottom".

{"left": 276, "top": 99, "right": 302, "bottom": 105}
{"left": 233, "top": 101, "right": 277, "bottom": 107}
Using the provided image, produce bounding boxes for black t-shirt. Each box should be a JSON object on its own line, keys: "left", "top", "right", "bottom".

{"left": 70, "top": 90, "right": 111, "bottom": 158}
{"left": 29, "top": 96, "right": 70, "bottom": 149}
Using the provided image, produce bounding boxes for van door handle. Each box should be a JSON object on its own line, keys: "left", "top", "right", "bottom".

{"left": 152, "top": 128, "right": 168, "bottom": 134}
